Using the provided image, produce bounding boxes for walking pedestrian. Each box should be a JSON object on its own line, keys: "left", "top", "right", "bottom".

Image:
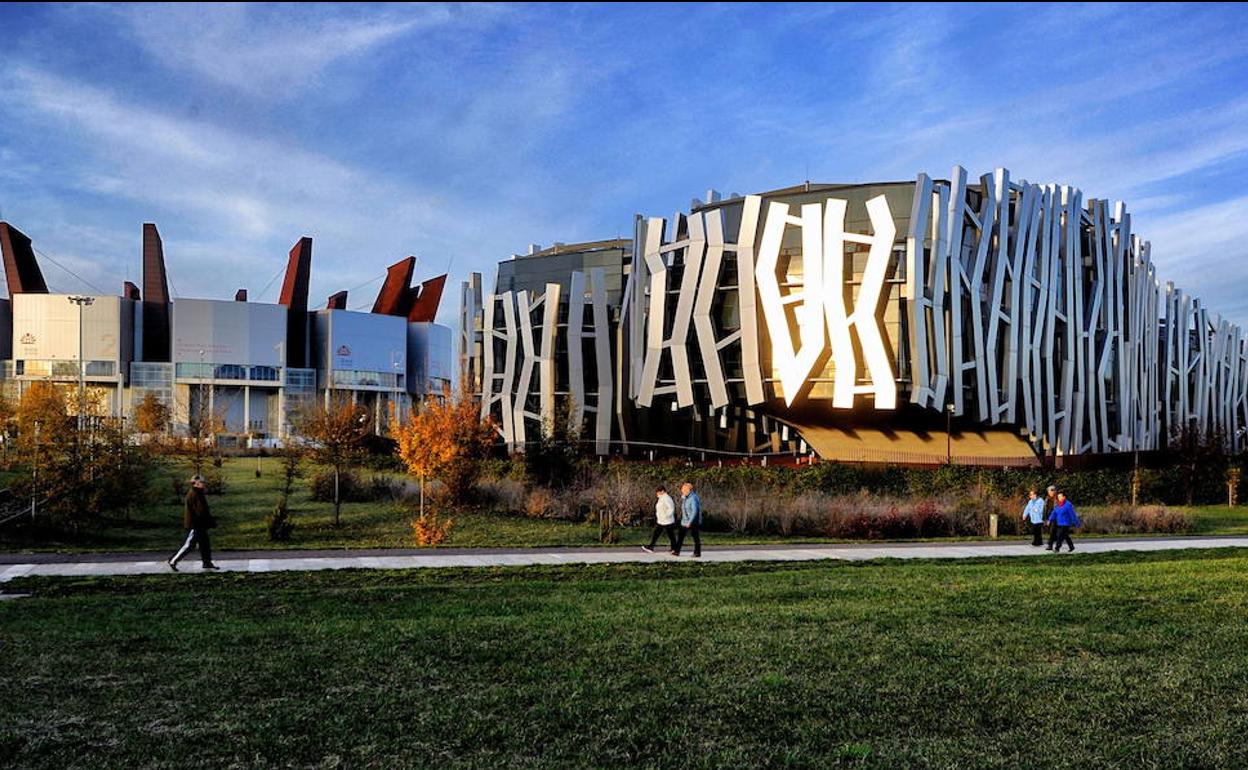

{"left": 642, "top": 485, "right": 677, "bottom": 554}
{"left": 673, "top": 481, "right": 703, "bottom": 558}
{"left": 1047, "top": 491, "right": 1080, "bottom": 553}
{"left": 1043, "top": 485, "right": 1060, "bottom": 550}
{"left": 1022, "top": 488, "right": 1046, "bottom": 547}
{"left": 168, "top": 474, "right": 218, "bottom": 571}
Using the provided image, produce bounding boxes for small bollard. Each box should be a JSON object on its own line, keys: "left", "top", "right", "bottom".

{"left": 989, "top": 514, "right": 999, "bottom": 539}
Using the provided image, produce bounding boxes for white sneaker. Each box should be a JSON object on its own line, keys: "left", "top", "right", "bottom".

{"left": 641, "top": 546, "right": 654, "bottom": 554}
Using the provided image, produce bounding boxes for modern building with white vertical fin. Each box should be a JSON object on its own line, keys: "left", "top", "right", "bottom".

{"left": 463, "top": 169, "right": 1248, "bottom": 465}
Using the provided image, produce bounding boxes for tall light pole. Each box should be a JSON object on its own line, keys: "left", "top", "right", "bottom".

{"left": 68, "top": 296, "right": 95, "bottom": 432}
{"left": 1132, "top": 443, "right": 1140, "bottom": 506}
{"left": 945, "top": 402, "right": 955, "bottom": 464}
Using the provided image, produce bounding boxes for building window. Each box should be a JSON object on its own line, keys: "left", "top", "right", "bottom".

{"left": 175, "top": 363, "right": 213, "bottom": 380}
{"left": 173, "top": 363, "right": 262, "bottom": 382}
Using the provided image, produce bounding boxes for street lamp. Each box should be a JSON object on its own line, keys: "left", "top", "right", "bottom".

{"left": 945, "top": 402, "right": 955, "bottom": 464}
{"left": 67, "top": 296, "right": 95, "bottom": 432}
{"left": 1132, "top": 442, "right": 1141, "bottom": 506}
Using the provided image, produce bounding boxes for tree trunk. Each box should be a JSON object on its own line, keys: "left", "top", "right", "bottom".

{"left": 334, "top": 466, "right": 341, "bottom": 526}
{"left": 419, "top": 472, "right": 425, "bottom": 520}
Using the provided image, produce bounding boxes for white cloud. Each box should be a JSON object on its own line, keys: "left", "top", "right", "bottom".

{"left": 2, "top": 65, "right": 571, "bottom": 320}
{"left": 1141, "top": 194, "right": 1248, "bottom": 320}
{"left": 108, "top": 3, "right": 492, "bottom": 97}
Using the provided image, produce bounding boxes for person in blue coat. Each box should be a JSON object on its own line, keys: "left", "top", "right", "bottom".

{"left": 1022, "top": 488, "right": 1046, "bottom": 547}
{"left": 673, "top": 481, "right": 702, "bottom": 558}
{"left": 1046, "top": 492, "right": 1080, "bottom": 553}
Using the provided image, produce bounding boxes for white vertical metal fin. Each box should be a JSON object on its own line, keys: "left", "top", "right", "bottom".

{"left": 637, "top": 217, "right": 667, "bottom": 407}
{"left": 756, "top": 201, "right": 826, "bottom": 405}
{"left": 498, "top": 291, "right": 518, "bottom": 448}
{"left": 670, "top": 214, "right": 705, "bottom": 407}
{"left": 824, "top": 194, "right": 897, "bottom": 409}
{"left": 736, "top": 195, "right": 766, "bottom": 406}
{"left": 696, "top": 210, "right": 730, "bottom": 408}
{"left": 480, "top": 290, "right": 496, "bottom": 422}
{"left": 905, "top": 173, "right": 934, "bottom": 408}
{"left": 538, "top": 282, "right": 561, "bottom": 431}
{"left": 511, "top": 290, "right": 536, "bottom": 449}
{"left": 567, "top": 271, "right": 586, "bottom": 432}
{"left": 589, "top": 267, "right": 613, "bottom": 455}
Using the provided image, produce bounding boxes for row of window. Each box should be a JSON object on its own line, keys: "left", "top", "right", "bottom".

{"left": 18, "top": 359, "right": 412, "bottom": 395}
{"left": 16, "top": 360, "right": 116, "bottom": 378}
{"left": 330, "top": 370, "right": 403, "bottom": 389}
{"left": 173, "top": 363, "right": 280, "bottom": 382}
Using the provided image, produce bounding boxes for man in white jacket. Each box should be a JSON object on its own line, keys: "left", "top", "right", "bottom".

{"left": 642, "top": 485, "right": 677, "bottom": 554}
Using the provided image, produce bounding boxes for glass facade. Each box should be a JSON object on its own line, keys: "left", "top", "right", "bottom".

{"left": 282, "top": 367, "right": 317, "bottom": 431}
{"left": 129, "top": 362, "right": 175, "bottom": 420}
{"left": 1, "top": 361, "right": 19, "bottom": 403}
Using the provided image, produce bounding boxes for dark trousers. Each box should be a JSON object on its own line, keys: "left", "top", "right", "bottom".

{"left": 1030, "top": 522, "right": 1044, "bottom": 546}
{"left": 171, "top": 528, "right": 213, "bottom": 566}
{"left": 1046, "top": 522, "right": 1058, "bottom": 549}
{"left": 648, "top": 523, "right": 676, "bottom": 550}
{"left": 674, "top": 523, "right": 701, "bottom": 556}
{"left": 1053, "top": 525, "right": 1074, "bottom": 551}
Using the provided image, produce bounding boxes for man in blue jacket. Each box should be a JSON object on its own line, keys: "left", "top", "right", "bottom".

{"left": 1046, "top": 491, "right": 1079, "bottom": 553}
{"left": 673, "top": 481, "right": 702, "bottom": 558}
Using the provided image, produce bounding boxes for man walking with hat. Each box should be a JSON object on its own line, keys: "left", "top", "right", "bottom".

{"left": 168, "top": 474, "right": 219, "bottom": 571}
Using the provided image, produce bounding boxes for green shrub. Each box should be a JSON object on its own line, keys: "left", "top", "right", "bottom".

{"left": 310, "top": 470, "right": 405, "bottom": 503}
{"left": 203, "top": 469, "right": 226, "bottom": 495}
{"left": 311, "top": 469, "right": 367, "bottom": 503}
{"left": 369, "top": 474, "right": 406, "bottom": 502}
{"left": 170, "top": 474, "right": 186, "bottom": 503}
{"left": 266, "top": 500, "right": 295, "bottom": 541}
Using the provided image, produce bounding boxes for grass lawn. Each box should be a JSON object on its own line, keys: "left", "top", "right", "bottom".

{"left": 4, "top": 549, "right": 1248, "bottom": 768}
{"left": 1185, "top": 504, "right": 1248, "bottom": 536}
{"left": 3, "top": 456, "right": 1248, "bottom": 553}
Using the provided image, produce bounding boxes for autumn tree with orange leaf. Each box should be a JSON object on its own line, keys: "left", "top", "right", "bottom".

{"left": 393, "top": 387, "right": 496, "bottom": 543}
{"left": 297, "top": 395, "right": 370, "bottom": 527}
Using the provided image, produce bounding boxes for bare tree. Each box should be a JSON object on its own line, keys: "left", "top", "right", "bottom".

{"left": 134, "top": 392, "right": 171, "bottom": 439}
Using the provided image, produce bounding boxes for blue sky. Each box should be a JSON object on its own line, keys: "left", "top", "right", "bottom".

{"left": 1, "top": 3, "right": 1248, "bottom": 325}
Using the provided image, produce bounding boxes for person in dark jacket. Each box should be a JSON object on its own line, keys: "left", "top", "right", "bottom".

{"left": 168, "top": 474, "right": 218, "bottom": 571}
{"left": 1046, "top": 492, "right": 1079, "bottom": 553}
{"left": 1043, "top": 485, "right": 1060, "bottom": 550}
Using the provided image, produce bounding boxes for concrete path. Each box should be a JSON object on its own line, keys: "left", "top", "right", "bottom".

{"left": 3, "top": 536, "right": 1247, "bottom": 582}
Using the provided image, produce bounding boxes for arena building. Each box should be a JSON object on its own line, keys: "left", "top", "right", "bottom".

{"left": 0, "top": 221, "right": 452, "bottom": 444}
{"left": 461, "top": 166, "right": 1248, "bottom": 465}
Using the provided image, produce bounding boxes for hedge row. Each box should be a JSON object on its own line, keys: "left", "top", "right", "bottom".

{"left": 480, "top": 457, "right": 1239, "bottom": 507}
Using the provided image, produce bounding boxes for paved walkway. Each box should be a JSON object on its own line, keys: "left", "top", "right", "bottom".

{"left": 3, "top": 536, "right": 1247, "bottom": 582}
